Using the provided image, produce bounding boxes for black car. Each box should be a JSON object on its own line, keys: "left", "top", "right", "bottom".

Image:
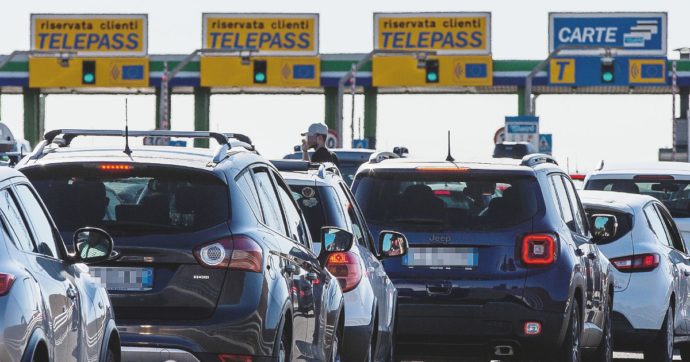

{"left": 0, "top": 167, "right": 119, "bottom": 362}
{"left": 274, "top": 160, "right": 408, "bottom": 362}
{"left": 17, "top": 129, "right": 346, "bottom": 362}
{"left": 352, "top": 154, "right": 615, "bottom": 361}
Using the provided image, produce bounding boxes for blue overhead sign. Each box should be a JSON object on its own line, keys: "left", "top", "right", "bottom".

{"left": 549, "top": 12, "right": 667, "bottom": 56}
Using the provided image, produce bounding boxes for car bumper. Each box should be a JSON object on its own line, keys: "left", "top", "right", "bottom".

{"left": 395, "top": 302, "right": 568, "bottom": 359}
{"left": 611, "top": 312, "right": 658, "bottom": 351}
{"left": 613, "top": 270, "right": 669, "bottom": 331}
{"left": 343, "top": 324, "right": 372, "bottom": 362}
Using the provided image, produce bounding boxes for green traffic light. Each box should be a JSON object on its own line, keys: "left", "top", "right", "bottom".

{"left": 83, "top": 73, "right": 95, "bottom": 83}
{"left": 602, "top": 72, "right": 614, "bottom": 83}
{"left": 254, "top": 72, "right": 266, "bottom": 83}
{"left": 427, "top": 72, "right": 438, "bottom": 82}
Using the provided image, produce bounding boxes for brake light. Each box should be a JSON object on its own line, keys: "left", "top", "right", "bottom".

{"left": 434, "top": 190, "right": 451, "bottom": 196}
{"left": 326, "top": 252, "right": 363, "bottom": 292}
{"left": 416, "top": 166, "right": 470, "bottom": 172}
{"left": 610, "top": 253, "right": 660, "bottom": 272}
{"left": 218, "top": 355, "right": 252, "bottom": 362}
{"left": 0, "top": 274, "right": 14, "bottom": 296}
{"left": 193, "top": 236, "right": 263, "bottom": 272}
{"left": 99, "top": 164, "right": 133, "bottom": 171}
{"left": 570, "top": 174, "right": 585, "bottom": 181}
{"left": 521, "top": 234, "right": 557, "bottom": 266}
{"left": 633, "top": 175, "right": 674, "bottom": 181}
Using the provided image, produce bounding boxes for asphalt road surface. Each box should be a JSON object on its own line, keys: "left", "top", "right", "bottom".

{"left": 401, "top": 352, "right": 681, "bottom": 361}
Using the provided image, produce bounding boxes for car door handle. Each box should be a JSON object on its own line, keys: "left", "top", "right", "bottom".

{"left": 684, "top": 270, "right": 690, "bottom": 277}
{"left": 587, "top": 252, "right": 597, "bottom": 260}
{"left": 66, "top": 286, "right": 77, "bottom": 300}
{"left": 284, "top": 264, "right": 297, "bottom": 275}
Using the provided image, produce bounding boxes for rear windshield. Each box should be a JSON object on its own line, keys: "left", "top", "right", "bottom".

{"left": 22, "top": 164, "right": 229, "bottom": 235}
{"left": 583, "top": 206, "right": 634, "bottom": 244}
{"left": 586, "top": 179, "right": 690, "bottom": 218}
{"left": 353, "top": 172, "right": 541, "bottom": 230}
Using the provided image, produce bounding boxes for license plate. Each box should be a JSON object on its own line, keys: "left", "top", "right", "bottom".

{"left": 404, "top": 247, "right": 478, "bottom": 268}
{"left": 89, "top": 267, "right": 154, "bottom": 291}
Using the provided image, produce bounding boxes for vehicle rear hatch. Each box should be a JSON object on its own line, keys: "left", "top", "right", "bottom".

{"left": 352, "top": 167, "right": 543, "bottom": 306}
{"left": 21, "top": 162, "right": 232, "bottom": 320}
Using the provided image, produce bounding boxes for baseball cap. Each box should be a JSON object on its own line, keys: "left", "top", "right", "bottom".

{"left": 301, "top": 123, "right": 329, "bottom": 136}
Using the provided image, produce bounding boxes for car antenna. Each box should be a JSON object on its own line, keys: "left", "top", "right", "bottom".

{"left": 123, "top": 98, "right": 132, "bottom": 156}
{"left": 445, "top": 130, "right": 455, "bottom": 162}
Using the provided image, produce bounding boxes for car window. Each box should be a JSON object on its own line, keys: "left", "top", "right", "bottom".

{"left": 644, "top": 204, "right": 673, "bottom": 247}
{"left": 236, "top": 170, "right": 264, "bottom": 222}
{"left": 252, "top": 168, "right": 287, "bottom": 235}
{"left": 0, "top": 189, "right": 34, "bottom": 252}
{"left": 321, "top": 186, "right": 350, "bottom": 230}
{"left": 14, "top": 184, "right": 60, "bottom": 258}
{"left": 338, "top": 182, "right": 370, "bottom": 248}
{"left": 550, "top": 174, "right": 577, "bottom": 233}
{"left": 562, "top": 176, "right": 588, "bottom": 236}
{"left": 656, "top": 204, "right": 687, "bottom": 253}
{"left": 273, "top": 172, "right": 310, "bottom": 246}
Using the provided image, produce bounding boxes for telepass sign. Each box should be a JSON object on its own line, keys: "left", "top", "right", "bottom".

{"left": 31, "top": 14, "right": 147, "bottom": 57}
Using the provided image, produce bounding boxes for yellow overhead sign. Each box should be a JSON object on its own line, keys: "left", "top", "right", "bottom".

{"left": 374, "top": 12, "right": 491, "bottom": 55}
{"left": 549, "top": 58, "right": 576, "bottom": 84}
{"left": 31, "top": 14, "right": 148, "bottom": 57}
{"left": 29, "top": 57, "right": 149, "bottom": 88}
{"left": 200, "top": 56, "right": 320, "bottom": 87}
{"left": 203, "top": 13, "right": 319, "bottom": 56}
{"left": 373, "top": 55, "right": 492, "bottom": 87}
{"left": 629, "top": 59, "right": 666, "bottom": 84}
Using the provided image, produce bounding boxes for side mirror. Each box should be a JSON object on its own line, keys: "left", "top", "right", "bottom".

{"left": 590, "top": 214, "right": 618, "bottom": 243}
{"left": 73, "top": 227, "right": 114, "bottom": 264}
{"left": 379, "top": 231, "right": 409, "bottom": 258}
{"left": 321, "top": 227, "right": 354, "bottom": 253}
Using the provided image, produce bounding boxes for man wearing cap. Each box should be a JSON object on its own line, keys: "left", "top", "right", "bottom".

{"left": 302, "top": 123, "right": 340, "bottom": 167}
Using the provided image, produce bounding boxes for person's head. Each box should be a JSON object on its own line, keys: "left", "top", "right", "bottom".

{"left": 302, "top": 123, "right": 329, "bottom": 149}
{"left": 391, "top": 236, "right": 401, "bottom": 249}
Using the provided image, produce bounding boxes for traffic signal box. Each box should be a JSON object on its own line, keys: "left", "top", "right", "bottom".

{"left": 372, "top": 55, "right": 493, "bottom": 87}
{"left": 29, "top": 57, "right": 149, "bottom": 88}
{"left": 200, "top": 56, "right": 320, "bottom": 88}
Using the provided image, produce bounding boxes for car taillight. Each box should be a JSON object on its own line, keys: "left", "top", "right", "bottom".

{"left": 610, "top": 253, "right": 660, "bottom": 272}
{"left": 521, "top": 234, "right": 557, "bottom": 266}
{"left": 325, "top": 252, "right": 362, "bottom": 292}
{"left": 99, "top": 164, "right": 133, "bottom": 171}
{"left": 193, "top": 236, "right": 263, "bottom": 273}
{"left": 218, "top": 354, "right": 252, "bottom": 362}
{"left": 0, "top": 273, "right": 15, "bottom": 296}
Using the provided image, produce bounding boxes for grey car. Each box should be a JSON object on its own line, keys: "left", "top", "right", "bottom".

{"left": 0, "top": 167, "right": 120, "bottom": 362}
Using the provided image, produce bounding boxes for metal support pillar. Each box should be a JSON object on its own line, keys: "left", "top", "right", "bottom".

{"left": 194, "top": 87, "right": 211, "bottom": 148}
{"left": 517, "top": 87, "right": 527, "bottom": 116}
{"left": 324, "top": 87, "right": 338, "bottom": 131}
{"left": 155, "top": 86, "right": 171, "bottom": 130}
{"left": 363, "top": 87, "right": 377, "bottom": 149}
{"left": 23, "top": 88, "right": 42, "bottom": 147}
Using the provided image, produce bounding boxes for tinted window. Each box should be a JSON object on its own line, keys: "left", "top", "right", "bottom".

{"left": 15, "top": 184, "right": 59, "bottom": 258}
{"left": 290, "top": 184, "right": 327, "bottom": 244}
{"left": 274, "top": 174, "right": 310, "bottom": 245}
{"left": 656, "top": 204, "right": 686, "bottom": 252}
{"left": 562, "top": 176, "right": 588, "bottom": 235}
{"left": 24, "top": 165, "right": 230, "bottom": 235}
{"left": 583, "top": 207, "right": 633, "bottom": 243}
{"left": 644, "top": 204, "right": 672, "bottom": 247}
{"left": 320, "top": 186, "right": 350, "bottom": 230}
{"left": 551, "top": 175, "right": 576, "bottom": 232}
{"left": 337, "top": 183, "right": 367, "bottom": 247}
{"left": 586, "top": 178, "right": 690, "bottom": 218}
{"left": 253, "top": 168, "right": 287, "bottom": 235}
{"left": 0, "top": 189, "right": 34, "bottom": 252}
{"left": 353, "top": 172, "right": 540, "bottom": 230}
{"left": 236, "top": 171, "right": 263, "bottom": 222}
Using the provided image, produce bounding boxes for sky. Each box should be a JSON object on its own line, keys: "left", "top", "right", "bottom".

{"left": 0, "top": 0, "right": 686, "bottom": 172}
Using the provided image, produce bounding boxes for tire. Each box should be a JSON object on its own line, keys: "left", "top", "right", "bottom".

{"left": 106, "top": 349, "right": 117, "bottom": 362}
{"left": 590, "top": 299, "right": 613, "bottom": 362}
{"left": 330, "top": 324, "right": 343, "bottom": 362}
{"left": 560, "top": 299, "right": 582, "bottom": 362}
{"left": 645, "top": 307, "right": 674, "bottom": 362}
{"left": 680, "top": 344, "right": 690, "bottom": 361}
{"left": 274, "top": 315, "right": 291, "bottom": 362}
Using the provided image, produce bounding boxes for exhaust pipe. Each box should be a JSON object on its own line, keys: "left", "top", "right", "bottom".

{"left": 494, "top": 345, "right": 514, "bottom": 357}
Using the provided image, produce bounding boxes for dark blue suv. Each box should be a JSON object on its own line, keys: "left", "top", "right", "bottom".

{"left": 352, "top": 154, "right": 615, "bottom": 361}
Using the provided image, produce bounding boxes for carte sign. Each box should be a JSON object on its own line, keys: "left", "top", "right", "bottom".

{"left": 549, "top": 12, "right": 667, "bottom": 56}
{"left": 374, "top": 12, "right": 491, "bottom": 55}
{"left": 31, "top": 14, "right": 147, "bottom": 57}
{"left": 203, "top": 13, "right": 318, "bottom": 56}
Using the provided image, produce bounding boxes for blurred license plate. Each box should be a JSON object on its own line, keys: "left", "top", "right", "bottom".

{"left": 404, "top": 247, "right": 478, "bottom": 267}
{"left": 89, "top": 267, "right": 154, "bottom": 291}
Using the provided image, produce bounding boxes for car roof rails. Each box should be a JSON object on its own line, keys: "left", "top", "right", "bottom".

{"left": 270, "top": 160, "right": 340, "bottom": 179}
{"left": 30, "top": 129, "right": 254, "bottom": 162}
{"left": 369, "top": 151, "right": 400, "bottom": 164}
{"left": 520, "top": 153, "right": 559, "bottom": 168}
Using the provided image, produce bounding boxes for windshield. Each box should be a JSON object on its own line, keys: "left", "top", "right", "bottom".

{"left": 585, "top": 179, "right": 690, "bottom": 218}
{"left": 23, "top": 165, "right": 230, "bottom": 235}
{"left": 353, "top": 172, "right": 541, "bottom": 230}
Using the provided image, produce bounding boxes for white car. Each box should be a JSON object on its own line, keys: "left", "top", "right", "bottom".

{"left": 580, "top": 190, "right": 690, "bottom": 361}
{"left": 584, "top": 162, "right": 690, "bottom": 246}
